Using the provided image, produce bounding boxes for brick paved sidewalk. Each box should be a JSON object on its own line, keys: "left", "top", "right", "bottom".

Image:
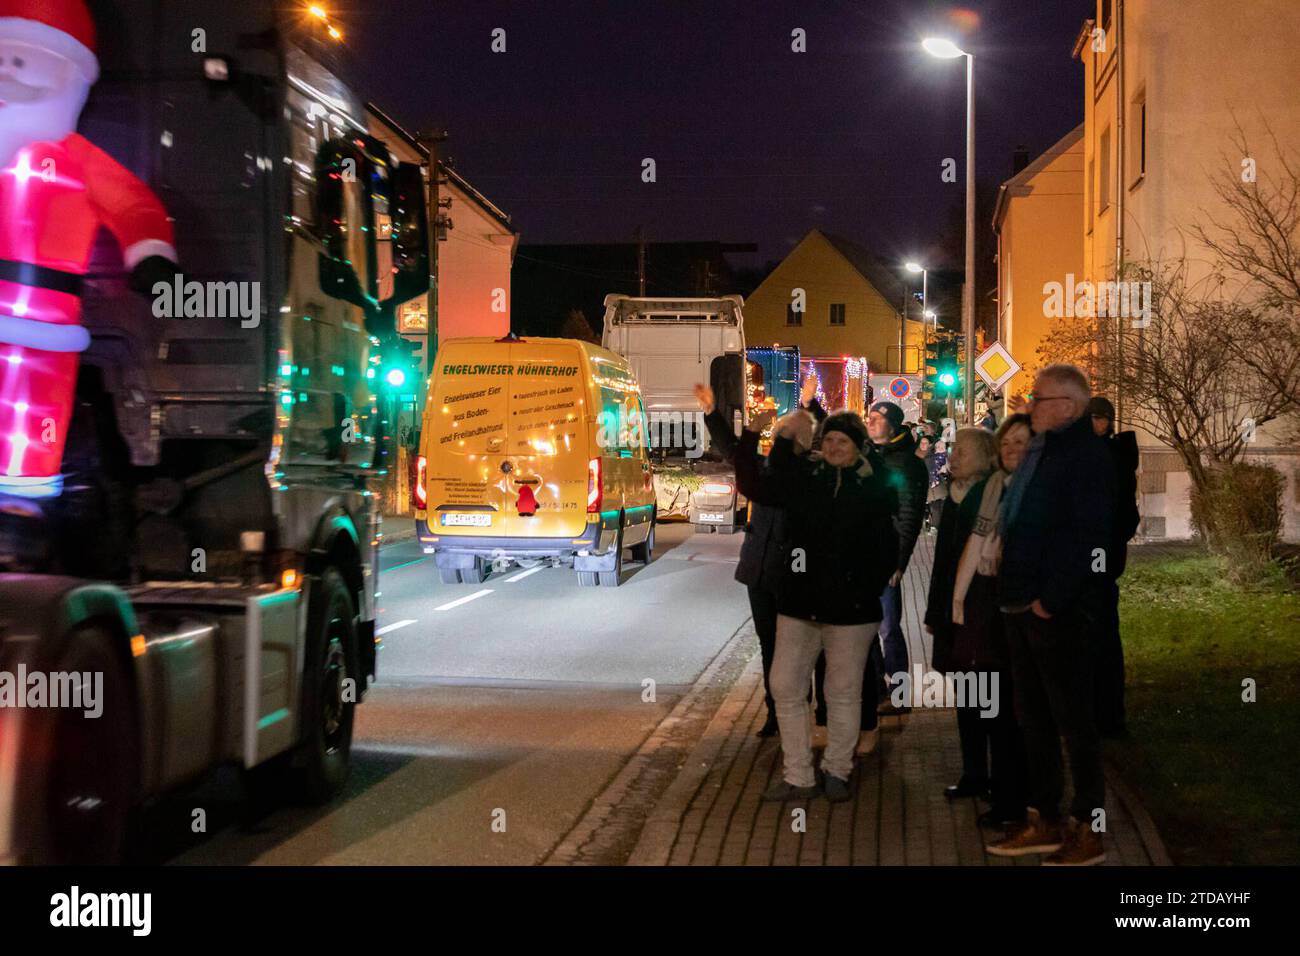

{"left": 627, "top": 533, "right": 1171, "bottom": 866}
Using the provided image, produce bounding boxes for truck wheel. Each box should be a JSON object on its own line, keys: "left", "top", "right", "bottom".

{"left": 599, "top": 522, "right": 624, "bottom": 587}
{"left": 630, "top": 514, "right": 656, "bottom": 564}
{"left": 18, "top": 626, "right": 136, "bottom": 864}
{"left": 459, "top": 557, "right": 487, "bottom": 584}
{"left": 438, "top": 567, "right": 460, "bottom": 585}
{"left": 296, "top": 567, "right": 358, "bottom": 804}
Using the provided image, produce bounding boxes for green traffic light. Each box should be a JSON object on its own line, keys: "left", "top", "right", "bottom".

{"left": 939, "top": 371, "right": 956, "bottom": 387}
{"left": 384, "top": 368, "right": 407, "bottom": 388}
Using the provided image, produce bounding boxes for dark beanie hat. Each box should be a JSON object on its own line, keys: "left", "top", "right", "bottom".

{"left": 1088, "top": 396, "right": 1116, "bottom": 421}
{"left": 821, "top": 412, "right": 868, "bottom": 451}
{"left": 870, "top": 400, "right": 905, "bottom": 432}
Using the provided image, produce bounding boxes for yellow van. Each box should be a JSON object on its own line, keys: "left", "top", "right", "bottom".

{"left": 414, "top": 335, "right": 656, "bottom": 587}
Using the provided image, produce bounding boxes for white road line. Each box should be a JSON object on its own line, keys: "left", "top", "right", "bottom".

{"left": 434, "top": 589, "right": 493, "bottom": 611}
{"left": 505, "top": 566, "right": 545, "bottom": 583}
{"left": 375, "top": 619, "right": 417, "bottom": 635}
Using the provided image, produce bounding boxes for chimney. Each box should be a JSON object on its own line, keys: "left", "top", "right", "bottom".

{"left": 1012, "top": 145, "right": 1030, "bottom": 174}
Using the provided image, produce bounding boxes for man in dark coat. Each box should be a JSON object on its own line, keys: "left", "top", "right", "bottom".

{"left": 987, "top": 364, "right": 1115, "bottom": 866}
{"left": 865, "top": 401, "right": 930, "bottom": 707}
{"left": 1088, "top": 396, "right": 1141, "bottom": 736}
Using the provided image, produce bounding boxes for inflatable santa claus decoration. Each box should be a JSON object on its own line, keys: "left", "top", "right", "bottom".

{"left": 0, "top": 0, "right": 177, "bottom": 488}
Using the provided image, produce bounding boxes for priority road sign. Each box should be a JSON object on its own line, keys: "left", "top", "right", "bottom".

{"left": 973, "top": 341, "right": 1021, "bottom": 393}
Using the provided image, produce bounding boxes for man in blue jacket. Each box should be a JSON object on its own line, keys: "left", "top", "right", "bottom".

{"left": 986, "top": 364, "right": 1115, "bottom": 866}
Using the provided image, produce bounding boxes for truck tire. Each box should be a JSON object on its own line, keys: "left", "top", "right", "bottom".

{"left": 459, "top": 558, "right": 487, "bottom": 584}
{"left": 630, "top": 513, "right": 655, "bottom": 564}
{"left": 599, "top": 522, "right": 624, "bottom": 587}
{"left": 296, "top": 567, "right": 358, "bottom": 804}
{"left": 17, "top": 625, "right": 136, "bottom": 864}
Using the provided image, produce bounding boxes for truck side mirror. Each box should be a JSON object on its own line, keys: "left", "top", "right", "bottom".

{"left": 315, "top": 138, "right": 375, "bottom": 314}
{"left": 384, "top": 161, "right": 431, "bottom": 311}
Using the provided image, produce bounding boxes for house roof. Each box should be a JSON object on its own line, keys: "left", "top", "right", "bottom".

{"left": 992, "top": 123, "right": 1085, "bottom": 232}
{"left": 814, "top": 230, "right": 913, "bottom": 316}
{"left": 440, "top": 161, "right": 516, "bottom": 234}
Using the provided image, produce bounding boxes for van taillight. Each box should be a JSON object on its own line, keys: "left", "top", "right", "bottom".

{"left": 587, "top": 457, "right": 602, "bottom": 513}
{"left": 414, "top": 455, "right": 428, "bottom": 510}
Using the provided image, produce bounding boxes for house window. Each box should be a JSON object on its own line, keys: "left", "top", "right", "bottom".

{"left": 829, "top": 303, "right": 846, "bottom": 326}
{"left": 1099, "top": 126, "right": 1112, "bottom": 213}
{"left": 1129, "top": 93, "right": 1146, "bottom": 185}
{"left": 786, "top": 303, "right": 802, "bottom": 326}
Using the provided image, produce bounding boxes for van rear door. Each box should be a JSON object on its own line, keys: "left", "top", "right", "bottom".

{"left": 426, "top": 341, "right": 589, "bottom": 540}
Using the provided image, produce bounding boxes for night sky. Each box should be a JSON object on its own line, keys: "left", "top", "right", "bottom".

{"left": 346, "top": 0, "right": 1088, "bottom": 271}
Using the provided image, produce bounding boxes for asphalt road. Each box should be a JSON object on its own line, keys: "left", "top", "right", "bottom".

{"left": 154, "top": 522, "right": 750, "bottom": 865}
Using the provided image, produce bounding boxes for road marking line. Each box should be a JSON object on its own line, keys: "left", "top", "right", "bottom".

{"left": 386, "top": 557, "right": 428, "bottom": 572}
{"left": 505, "top": 566, "right": 545, "bottom": 583}
{"left": 376, "top": 619, "right": 417, "bottom": 635}
{"left": 434, "top": 589, "right": 493, "bottom": 611}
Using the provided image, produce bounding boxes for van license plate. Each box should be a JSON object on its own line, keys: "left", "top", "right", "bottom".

{"left": 441, "top": 513, "right": 492, "bottom": 527}
{"left": 699, "top": 512, "right": 726, "bottom": 523}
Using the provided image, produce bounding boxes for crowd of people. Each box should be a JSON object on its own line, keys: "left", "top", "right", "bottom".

{"left": 698, "top": 362, "right": 1139, "bottom": 866}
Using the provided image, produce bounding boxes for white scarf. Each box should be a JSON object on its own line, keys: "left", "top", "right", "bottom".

{"left": 952, "top": 469, "right": 1008, "bottom": 625}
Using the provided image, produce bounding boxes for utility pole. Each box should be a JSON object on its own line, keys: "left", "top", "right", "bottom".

{"left": 635, "top": 226, "right": 646, "bottom": 296}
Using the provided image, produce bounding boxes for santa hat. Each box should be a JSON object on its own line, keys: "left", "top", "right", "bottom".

{"left": 0, "top": 0, "right": 99, "bottom": 84}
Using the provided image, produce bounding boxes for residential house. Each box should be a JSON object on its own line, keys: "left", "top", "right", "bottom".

{"left": 992, "top": 125, "right": 1085, "bottom": 404}
{"left": 1074, "top": 0, "right": 1300, "bottom": 539}
{"left": 744, "top": 229, "right": 926, "bottom": 375}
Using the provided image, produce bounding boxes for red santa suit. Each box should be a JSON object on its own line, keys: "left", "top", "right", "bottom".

{"left": 0, "top": 0, "right": 176, "bottom": 483}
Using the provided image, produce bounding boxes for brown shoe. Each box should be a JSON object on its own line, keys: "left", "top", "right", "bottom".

{"left": 1042, "top": 819, "right": 1106, "bottom": 866}
{"left": 985, "top": 808, "right": 1063, "bottom": 857}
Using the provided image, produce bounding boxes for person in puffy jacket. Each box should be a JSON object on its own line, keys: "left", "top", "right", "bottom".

{"left": 697, "top": 382, "right": 825, "bottom": 737}
{"left": 735, "top": 409, "right": 898, "bottom": 803}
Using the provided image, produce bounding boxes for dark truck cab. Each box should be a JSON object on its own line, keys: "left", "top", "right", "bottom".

{"left": 0, "top": 1, "right": 429, "bottom": 863}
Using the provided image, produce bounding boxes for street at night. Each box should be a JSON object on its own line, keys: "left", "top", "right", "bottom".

{"left": 0, "top": 0, "right": 1297, "bottom": 938}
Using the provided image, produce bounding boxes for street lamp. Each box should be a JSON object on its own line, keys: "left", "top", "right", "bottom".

{"left": 904, "top": 261, "right": 928, "bottom": 378}
{"left": 923, "top": 36, "right": 976, "bottom": 424}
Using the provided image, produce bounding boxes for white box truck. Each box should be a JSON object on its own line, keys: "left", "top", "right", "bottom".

{"left": 600, "top": 295, "right": 748, "bottom": 533}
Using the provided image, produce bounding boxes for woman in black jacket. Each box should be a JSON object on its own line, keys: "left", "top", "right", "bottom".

{"left": 697, "top": 382, "right": 824, "bottom": 737}
{"left": 735, "top": 409, "right": 898, "bottom": 803}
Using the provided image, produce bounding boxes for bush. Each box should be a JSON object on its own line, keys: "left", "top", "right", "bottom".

{"left": 1189, "top": 461, "right": 1284, "bottom": 582}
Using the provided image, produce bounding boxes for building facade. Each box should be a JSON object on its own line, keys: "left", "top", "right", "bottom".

{"left": 744, "top": 229, "right": 926, "bottom": 375}
{"left": 993, "top": 125, "right": 1085, "bottom": 403}
{"left": 1074, "top": 0, "right": 1300, "bottom": 540}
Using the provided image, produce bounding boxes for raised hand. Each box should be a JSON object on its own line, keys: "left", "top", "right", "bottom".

{"left": 693, "top": 383, "right": 715, "bottom": 413}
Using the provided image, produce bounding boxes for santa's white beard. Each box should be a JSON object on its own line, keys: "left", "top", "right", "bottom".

{"left": 0, "top": 77, "right": 89, "bottom": 169}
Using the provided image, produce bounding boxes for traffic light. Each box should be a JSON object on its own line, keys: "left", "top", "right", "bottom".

{"left": 376, "top": 337, "right": 419, "bottom": 398}
{"left": 924, "top": 335, "right": 960, "bottom": 399}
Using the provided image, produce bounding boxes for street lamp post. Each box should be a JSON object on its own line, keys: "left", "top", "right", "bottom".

{"left": 923, "top": 37, "right": 976, "bottom": 424}
{"left": 905, "top": 261, "right": 927, "bottom": 379}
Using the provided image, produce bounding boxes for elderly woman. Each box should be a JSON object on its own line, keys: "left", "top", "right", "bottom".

{"left": 942, "top": 413, "right": 1032, "bottom": 827}
{"left": 925, "top": 427, "right": 998, "bottom": 797}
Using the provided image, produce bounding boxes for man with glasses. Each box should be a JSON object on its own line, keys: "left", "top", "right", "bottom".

{"left": 986, "top": 364, "right": 1115, "bottom": 866}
